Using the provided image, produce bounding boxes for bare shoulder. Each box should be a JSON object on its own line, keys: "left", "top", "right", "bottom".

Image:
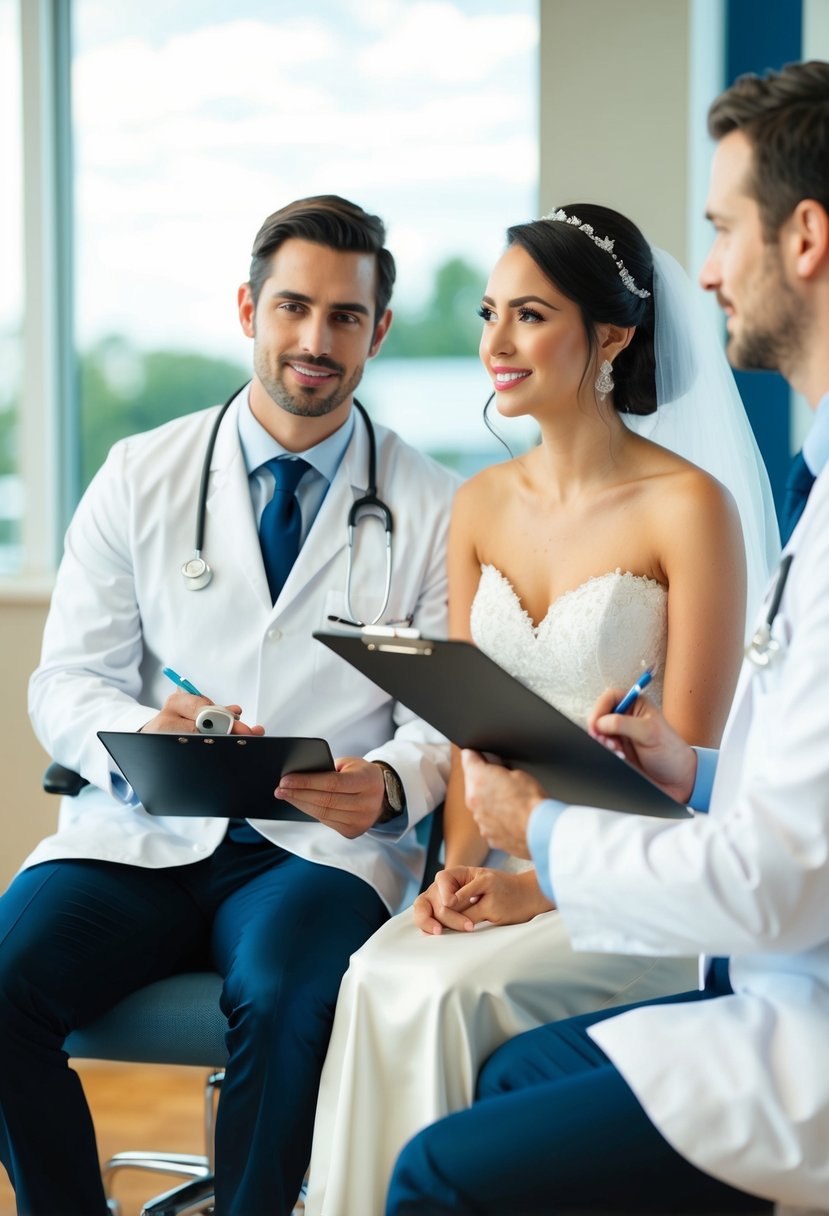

{"left": 453, "top": 460, "right": 520, "bottom": 517}
{"left": 637, "top": 439, "right": 739, "bottom": 531}
{"left": 665, "top": 466, "right": 738, "bottom": 531}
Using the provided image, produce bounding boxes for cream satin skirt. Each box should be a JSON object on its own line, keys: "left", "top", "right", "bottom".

{"left": 305, "top": 906, "right": 696, "bottom": 1216}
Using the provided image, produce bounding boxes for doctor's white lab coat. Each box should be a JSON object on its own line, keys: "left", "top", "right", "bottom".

{"left": 27, "top": 396, "right": 457, "bottom": 913}
{"left": 546, "top": 464, "right": 829, "bottom": 1208}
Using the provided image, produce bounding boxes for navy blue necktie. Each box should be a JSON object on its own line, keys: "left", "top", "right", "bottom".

{"left": 780, "top": 450, "right": 815, "bottom": 546}
{"left": 259, "top": 457, "right": 310, "bottom": 604}
{"left": 229, "top": 457, "right": 310, "bottom": 843}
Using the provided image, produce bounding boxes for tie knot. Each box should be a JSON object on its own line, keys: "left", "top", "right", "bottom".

{"left": 265, "top": 456, "right": 310, "bottom": 497}
{"left": 780, "top": 449, "right": 816, "bottom": 545}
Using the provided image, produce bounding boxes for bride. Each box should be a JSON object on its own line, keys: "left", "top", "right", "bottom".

{"left": 304, "top": 204, "right": 779, "bottom": 1216}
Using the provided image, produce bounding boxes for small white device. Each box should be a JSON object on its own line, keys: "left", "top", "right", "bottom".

{"left": 195, "top": 705, "right": 236, "bottom": 735}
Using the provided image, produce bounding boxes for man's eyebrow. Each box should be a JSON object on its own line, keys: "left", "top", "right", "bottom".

{"left": 480, "top": 293, "right": 558, "bottom": 309}
{"left": 272, "top": 289, "right": 370, "bottom": 316}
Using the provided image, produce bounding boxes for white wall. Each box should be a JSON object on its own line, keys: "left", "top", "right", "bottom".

{"left": 804, "top": 0, "right": 829, "bottom": 57}
{"left": 540, "top": 0, "right": 692, "bottom": 264}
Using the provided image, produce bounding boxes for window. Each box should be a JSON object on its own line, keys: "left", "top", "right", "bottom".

{"left": 71, "top": 0, "right": 539, "bottom": 495}
{"left": 0, "top": 0, "right": 22, "bottom": 573}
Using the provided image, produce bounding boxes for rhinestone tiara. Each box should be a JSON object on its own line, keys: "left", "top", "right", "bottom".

{"left": 542, "top": 208, "right": 651, "bottom": 299}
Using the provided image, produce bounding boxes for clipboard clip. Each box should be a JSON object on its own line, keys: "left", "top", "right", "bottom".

{"left": 360, "top": 625, "right": 433, "bottom": 655}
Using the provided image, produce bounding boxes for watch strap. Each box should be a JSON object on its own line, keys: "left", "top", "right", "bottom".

{"left": 373, "top": 761, "right": 405, "bottom": 823}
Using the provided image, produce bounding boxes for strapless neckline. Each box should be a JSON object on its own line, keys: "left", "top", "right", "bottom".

{"left": 481, "top": 564, "right": 667, "bottom": 634}
{"left": 470, "top": 563, "right": 668, "bottom": 729}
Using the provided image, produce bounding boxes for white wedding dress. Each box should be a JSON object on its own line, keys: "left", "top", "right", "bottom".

{"left": 305, "top": 566, "right": 697, "bottom": 1216}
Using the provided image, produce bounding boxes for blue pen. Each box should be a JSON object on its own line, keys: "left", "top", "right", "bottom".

{"left": 162, "top": 667, "right": 204, "bottom": 697}
{"left": 612, "top": 668, "right": 654, "bottom": 715}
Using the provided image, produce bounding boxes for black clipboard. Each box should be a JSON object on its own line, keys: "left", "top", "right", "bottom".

{"left": 314, "top": 632, "right": 690, "bottom": 819}
{"left": 98, "top": 732, "right": 335, "bottom": 822}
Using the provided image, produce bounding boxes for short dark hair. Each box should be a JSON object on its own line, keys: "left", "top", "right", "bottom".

{"left": 507, "top": 205, "right": 656, "bottom": 415}
{"left": 708, "top": 59, "right": 829, "bottom": 239}
{"left": 248, "top": 194, "right": 396, "bottom": 322}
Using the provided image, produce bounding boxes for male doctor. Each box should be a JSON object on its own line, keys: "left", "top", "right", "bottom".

{"left": 386, "top": 60, "right": 829, "bottom": 1216}
{"left": 0, "top": 195, "right": 456, "bottom": 1216}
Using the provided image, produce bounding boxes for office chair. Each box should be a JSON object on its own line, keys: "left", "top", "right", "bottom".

{"left": 43, "top": 760, "right": 444, "bottom": 1216}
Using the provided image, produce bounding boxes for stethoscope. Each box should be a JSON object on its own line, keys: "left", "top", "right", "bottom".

{"left": 181, "top": 383, "right": 395, "bottom": 626}
{"left": 745, "top": 553, "right": 793, "bottom": 668}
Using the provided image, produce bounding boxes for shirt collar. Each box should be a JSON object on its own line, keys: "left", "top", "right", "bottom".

{"left": 237, "top": 385, "right": 355, "bottom": 484}
{"left": 803, "top": 391, "right": 829, "bottom": 478}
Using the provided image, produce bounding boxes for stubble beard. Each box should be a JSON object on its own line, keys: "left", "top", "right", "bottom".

{"left": 728, "top": 250, "right": 806, "bottom": 379}
{"left": 254, "top": 350, "right": 365, "bottom": 419}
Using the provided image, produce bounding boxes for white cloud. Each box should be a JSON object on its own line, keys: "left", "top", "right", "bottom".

{"left": 355, "top": 1, "right": 537, "bottom": 83}
{"left": 73, "top": 19, "right": 335, "bottom": 129}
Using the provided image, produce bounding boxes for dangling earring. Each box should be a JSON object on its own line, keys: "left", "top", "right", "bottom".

{"left": 595, "top": 359, "right": 614, "bottom": 400}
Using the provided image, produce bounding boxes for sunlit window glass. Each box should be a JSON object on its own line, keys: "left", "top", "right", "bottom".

{"left": 0, "top": 0, "right": 22, "bottom": 573}
{"left": 71, "top": 0, "right": 539, "bottom": 492}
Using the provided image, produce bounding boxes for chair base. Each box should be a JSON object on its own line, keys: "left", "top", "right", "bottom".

{"left": 140, "top": 1175, "right": 215, "bottom": 1216}
{"left": 103, "top": 1070, "right": 221, "bottom": 1216}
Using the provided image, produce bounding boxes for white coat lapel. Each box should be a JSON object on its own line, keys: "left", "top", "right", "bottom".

{"left": 203, "top": 398, "right": 273, "bottom": 609}
{"left": 711, "top": 578, "right": 772, "bottom": 805}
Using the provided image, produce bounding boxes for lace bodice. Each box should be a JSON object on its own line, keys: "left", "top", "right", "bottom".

{"left": 470, "top": 565, "right": 668, "bottom": 728}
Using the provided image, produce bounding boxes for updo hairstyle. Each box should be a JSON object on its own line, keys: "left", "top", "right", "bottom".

{"left": 506, "top": 204, "right": 656, "bottom": 415}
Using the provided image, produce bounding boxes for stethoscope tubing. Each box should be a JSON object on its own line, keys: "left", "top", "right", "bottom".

{"left": 182, "top": 383, "right": 394, "bottom": 623}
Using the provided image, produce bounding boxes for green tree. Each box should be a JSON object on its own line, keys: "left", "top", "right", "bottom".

{"left": 76, "top": 255, "right": 487, "bottom": 487}
{"left": 80, "top": 338, "right": 247, "bottom": 487}
{"left": 382, "top": 256, "right": 486, "bottom": 358}
{"left": 0, "top": 408, "right": 16, "bottom": 478}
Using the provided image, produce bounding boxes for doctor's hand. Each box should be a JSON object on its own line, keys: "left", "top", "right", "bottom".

{"left": 275, "top": 757, "right": 385, "bottom": 839}
{"left": 140, "top": 691, "right": 265, "bottom": 736}
{"left": 414, "top": 866, "right": 554, "bottom": 935}
{"left": 588, "top": 690, "right": 697, "bottom": 804}
{"left": 461, "top": 750, "right": 547, "bottom": 857}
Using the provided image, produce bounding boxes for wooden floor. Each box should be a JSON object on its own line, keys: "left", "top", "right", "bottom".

{"left": 0, "top": 1061, "right": 209, "bottom": 1216}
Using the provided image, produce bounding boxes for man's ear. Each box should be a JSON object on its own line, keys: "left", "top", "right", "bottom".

{"left": 238, "top": 283, "right": 256, "bottom": 338}
{"left": 369, "top": 309, "right": 393, "bottom": 358}
{"left": 599, "top": 323, "right": 636, "bottom": 362}
{"left": 788, "top": 199, "right": 829, "bottom": 281}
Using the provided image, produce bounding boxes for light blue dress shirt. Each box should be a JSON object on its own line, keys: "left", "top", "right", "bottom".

{"left": 803, "top": 390, "right": 829, "bottom": 477}
{"left": 528, "top": 757, "right": 717, "bottom": 904}
{"left": 237, "top": 388, "right": 355, "bottom": 544}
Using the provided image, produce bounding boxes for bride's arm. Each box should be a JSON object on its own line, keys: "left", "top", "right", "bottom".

{"left": 442, "top": 477, "right": 492, "bottom": 869}
{"left": 657, "top": 468, "right": 746, "bottom": 746}
{"left": 413, "top": 479, "right": 555, "bottom": 935}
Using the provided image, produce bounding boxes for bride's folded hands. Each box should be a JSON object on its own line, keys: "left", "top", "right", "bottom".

{"left": 414, "top": 865, "right": 554, "bottom": 935}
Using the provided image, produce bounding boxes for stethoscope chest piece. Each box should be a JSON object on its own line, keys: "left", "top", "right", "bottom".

{"left": 181, "top": 555, "right": 213, "bottom": 591}
{"left": 745, "top": 624, "right": 780, "bottom": 668}
{"left": 745, "top": 553, "right": 793, "bottom": 669}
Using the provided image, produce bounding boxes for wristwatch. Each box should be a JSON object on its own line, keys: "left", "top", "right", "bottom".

{"left": 373, "top": 761, "right": 406, "bottom": 824}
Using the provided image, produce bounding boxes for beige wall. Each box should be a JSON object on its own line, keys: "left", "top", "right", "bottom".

{"left": 0, "top": 595, "right": 56, "bottom": 888}
{"left": 540, "top": 0, "right": 691, "bottom": 264}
